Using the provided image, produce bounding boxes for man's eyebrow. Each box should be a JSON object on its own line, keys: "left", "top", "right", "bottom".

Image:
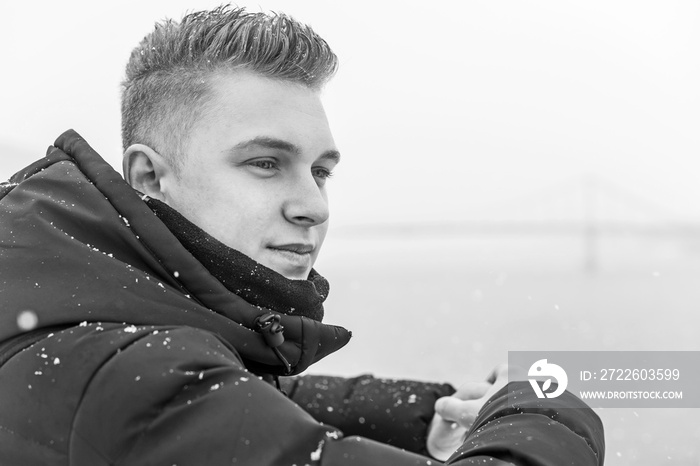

{"left": 232, "top": 136, "right": 340, "bottom": 163}
{"left": 233, "top": 137, "right": 300, "bottom": 154}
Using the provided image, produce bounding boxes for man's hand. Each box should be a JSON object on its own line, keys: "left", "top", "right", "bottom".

{"left": 426, "top": 364, "right": 510, "bottom": 461}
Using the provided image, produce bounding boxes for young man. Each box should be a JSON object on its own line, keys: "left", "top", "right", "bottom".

{"left": 0, "top": 6, "right": 604, "bottom": 465}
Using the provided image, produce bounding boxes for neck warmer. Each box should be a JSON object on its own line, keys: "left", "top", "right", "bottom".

{"left": 146, "top": 197, "right": 327, "bottom": 322}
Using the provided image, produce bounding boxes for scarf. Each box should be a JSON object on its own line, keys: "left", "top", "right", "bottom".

{"left": 146, "top": 197, "right": 328, "bottom": 322}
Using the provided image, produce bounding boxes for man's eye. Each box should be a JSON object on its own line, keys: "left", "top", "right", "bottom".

{"left": 249, "top": 160, "right": 277, "bottom": 170}
{"left": 312, "top": 167, "right": 334, "bottom": 179}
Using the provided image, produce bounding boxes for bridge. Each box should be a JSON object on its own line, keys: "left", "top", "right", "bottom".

{"left": 333, "top": 174, "right": 700, "bottom": 272}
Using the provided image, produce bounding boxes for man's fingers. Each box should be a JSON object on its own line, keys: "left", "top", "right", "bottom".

{"left": 486, "top": 363, "right": 528, "bottom": 384}
{"left": 426, "top": 413, "right": 468, "bottom": 461}
{"left": 486, "top": 363, "right": 509, "bottom": 384}
{"left": 434, "top": 396, "right": 482, "bottom": 426}
{"left": 452, "top": 381, "right": 492, "bottom": 400}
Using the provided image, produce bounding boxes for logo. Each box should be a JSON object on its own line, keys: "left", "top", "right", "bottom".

{"left": 528, "top": 359, "right": 568, "bottom": 398}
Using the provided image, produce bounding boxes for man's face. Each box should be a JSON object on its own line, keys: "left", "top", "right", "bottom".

{"left": 160, "top": 71, "right": 338, "bottom": 280}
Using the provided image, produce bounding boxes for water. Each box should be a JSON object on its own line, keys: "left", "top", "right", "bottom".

{"left": 311, "top": 233, "right": 700, "bottom": 465}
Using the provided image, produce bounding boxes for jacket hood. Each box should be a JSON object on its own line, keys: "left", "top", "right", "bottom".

{"left": 0, "top": 129, "right": 351, "bottom": 375}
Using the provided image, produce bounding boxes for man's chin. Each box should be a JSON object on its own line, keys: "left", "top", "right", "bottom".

{"left": 262, "top": 250, "right": 313, "bottom": 281}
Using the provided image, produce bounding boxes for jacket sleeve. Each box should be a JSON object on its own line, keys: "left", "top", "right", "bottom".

{"left": 68, "top": 325, "right": 440, "bottom": 466}
{"left": 445, "top": 382, "right": 605, "bottom": 466}
{"left": 281, "top": 374, "right": 455, "bottom": 455}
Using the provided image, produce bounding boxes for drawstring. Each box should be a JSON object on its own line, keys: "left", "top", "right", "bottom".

{"left": 255, "top": 312, "right": 292, "bottom": 375}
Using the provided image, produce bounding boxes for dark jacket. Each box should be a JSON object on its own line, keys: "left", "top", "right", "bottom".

{"left": 0, "top": 130, "right": 604, "bottom": 465}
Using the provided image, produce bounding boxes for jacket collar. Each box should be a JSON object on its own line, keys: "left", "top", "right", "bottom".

{"left": 0, "top": 129, "right": 351, "bottom": 375}
{"left": 145, "top": 196, "right": 328, "bottom": 322}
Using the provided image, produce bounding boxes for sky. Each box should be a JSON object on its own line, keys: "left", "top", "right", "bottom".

{"left": 2, "top": 0, "right": 699, "bottom": 228}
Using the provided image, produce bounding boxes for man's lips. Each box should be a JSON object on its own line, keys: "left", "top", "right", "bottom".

{"left": 265, "top": 243, "right": 316, "bottom": 279}
{"left": 267, "top": 243, "right": 315, "bottom": 255}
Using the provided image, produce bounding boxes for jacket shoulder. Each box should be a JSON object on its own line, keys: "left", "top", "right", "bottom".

{"left": 0, "top": 322, "right": 244, "bottom": 465}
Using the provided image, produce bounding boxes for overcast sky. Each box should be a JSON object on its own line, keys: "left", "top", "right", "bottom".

{"left": 2, "top": 0, "right": 699, "bottom": 227}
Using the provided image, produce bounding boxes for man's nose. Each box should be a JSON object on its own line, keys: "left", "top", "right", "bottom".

{"left": 282, "top": 174, "right": 329, "bottom": 226}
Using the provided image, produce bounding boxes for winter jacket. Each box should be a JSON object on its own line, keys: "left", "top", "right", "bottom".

{"left": 0, "top": 130, "right": 604, "bottom": 465}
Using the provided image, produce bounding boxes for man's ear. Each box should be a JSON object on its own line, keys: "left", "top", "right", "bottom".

{"left": 122, "top": 144, "right": 173, "bottom": 202}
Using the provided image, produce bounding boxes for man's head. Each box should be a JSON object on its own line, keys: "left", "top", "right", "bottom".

{"left": 122, "top": 6, "right": 339, "bottom": 280}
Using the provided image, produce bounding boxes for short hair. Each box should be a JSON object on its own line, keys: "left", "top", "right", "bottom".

{"left": 121, "top": 5, "right": 338, "bottom": 172}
